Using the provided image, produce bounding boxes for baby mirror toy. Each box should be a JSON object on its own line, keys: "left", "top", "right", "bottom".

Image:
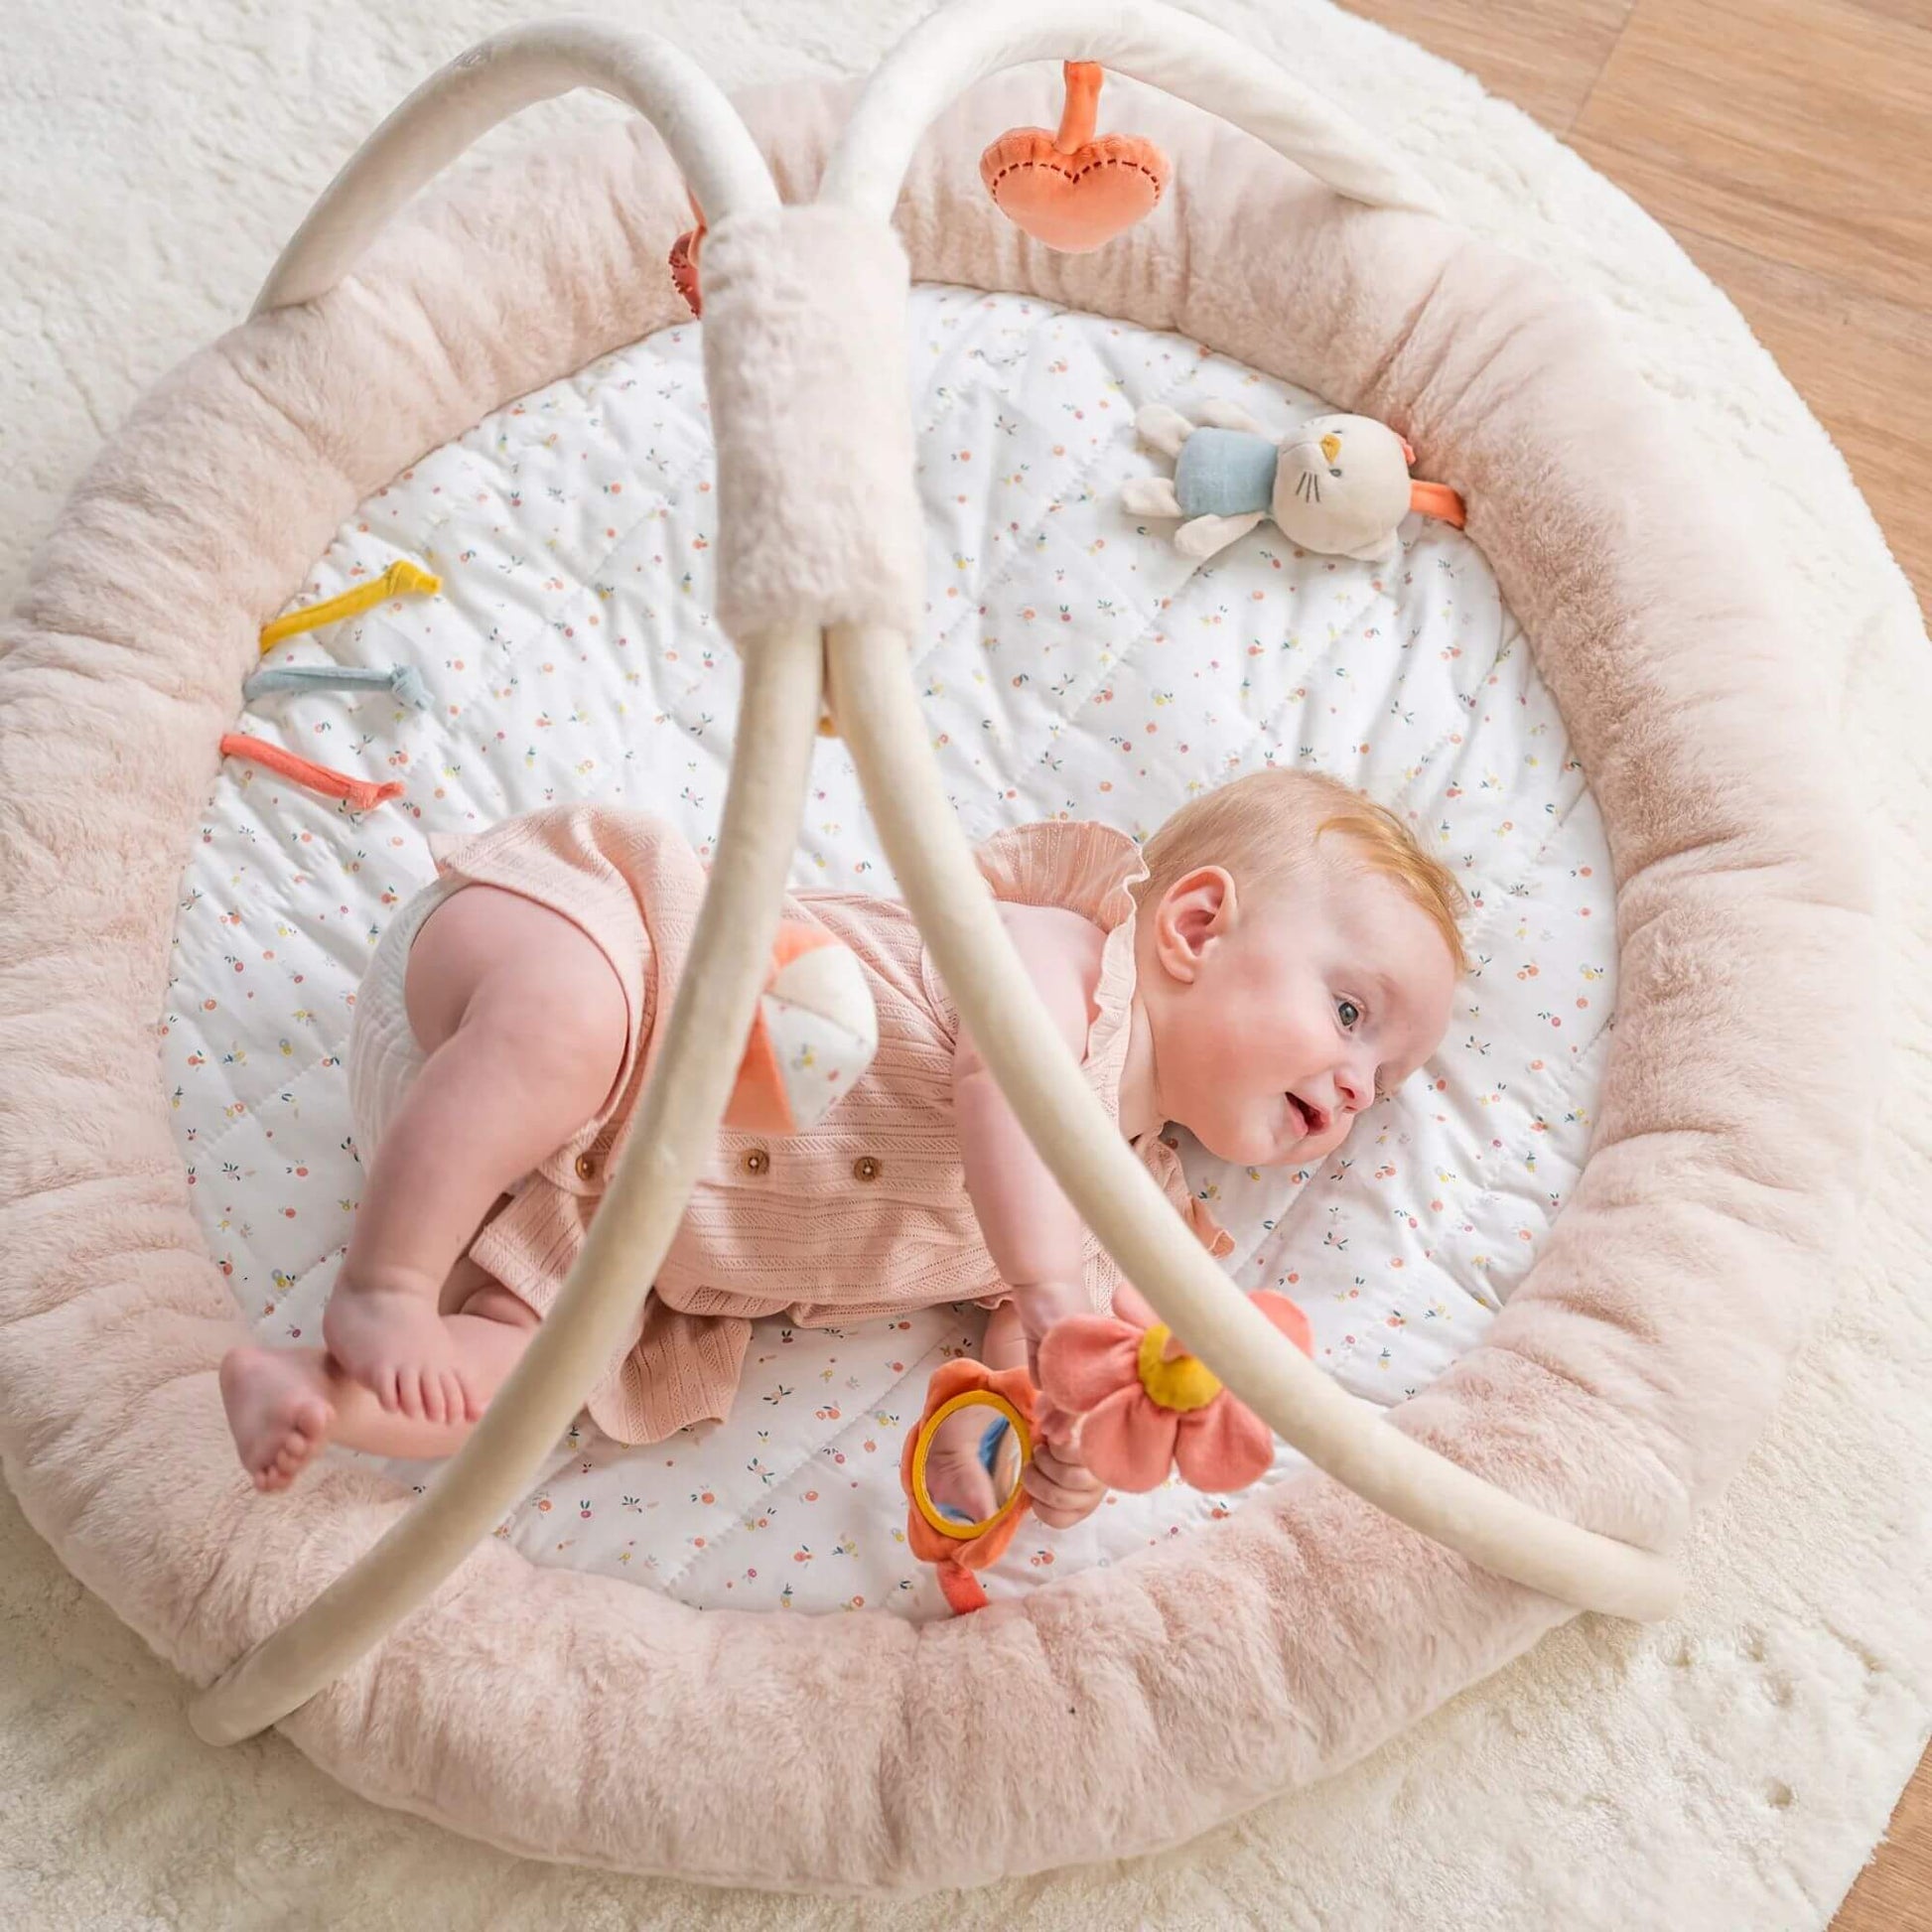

{"left": 901, "top": 1360, "right": 1039, "bottom": 1613}
{"left": 901, "top": 1284, "right": 1316, "bottom": 1612}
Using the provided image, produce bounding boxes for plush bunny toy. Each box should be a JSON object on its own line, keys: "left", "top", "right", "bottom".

{"left": 1122, "top": 400, "right": 1464, "bottom": 563}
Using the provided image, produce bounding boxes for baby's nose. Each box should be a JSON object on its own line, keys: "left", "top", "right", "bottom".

{"left": 1332, "top": 1063, "right": 1371, "bottom": 1112}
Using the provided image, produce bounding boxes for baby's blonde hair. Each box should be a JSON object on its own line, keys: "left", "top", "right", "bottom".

{"left": 1138, "top": 768, "right": 1469, "bottom": 973}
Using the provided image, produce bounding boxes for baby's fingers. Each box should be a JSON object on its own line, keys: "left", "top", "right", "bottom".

{"left": 1032, "top": 1443, "right": 1101, "bottom": 1491}
{"left": 1032, "top": 1498, "right": 1094, "bottom": 1530}
{"left": 1023, "top": 1450, "right": 1106, "bottom": 1526}
{"left": 1031, "top": 1489, "right": 1104, "bottom": 1529}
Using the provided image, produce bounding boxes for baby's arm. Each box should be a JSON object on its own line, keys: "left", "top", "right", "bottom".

{"left": 953, "top": 902, "right": 1110, "bottom": 1527}
{"left": 953, "top": 902, "right": 1099, "bottom": 1342}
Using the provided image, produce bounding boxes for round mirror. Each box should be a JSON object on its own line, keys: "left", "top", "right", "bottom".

{"left": 908, "top": 1389, "right": 1034, "bottom": 1541}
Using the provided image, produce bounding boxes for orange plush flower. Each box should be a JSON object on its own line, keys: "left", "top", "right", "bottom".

{"left": 1036, "top": 1282, "right": 1311, "bottom": 1492}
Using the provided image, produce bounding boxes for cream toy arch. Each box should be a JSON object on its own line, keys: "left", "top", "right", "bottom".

{"left": 0, "top": 0, "right": 1874, "bottom": 1896}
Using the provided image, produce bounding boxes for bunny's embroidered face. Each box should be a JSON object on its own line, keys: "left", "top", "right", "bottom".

{"left": 1270, "top": 414, "right": 1415, "bottom": 564}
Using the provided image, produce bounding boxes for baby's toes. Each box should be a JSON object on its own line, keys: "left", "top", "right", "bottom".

{"left": 410, "top": 1365, "right": 438, "bottom": 1422}
{"left": 392, "top": 1365, "right": 426, "bottom": 1421}
{"left": 456, "top": 1370, "right": 485, "bottom": 1424}
{"left": 292, "top": 1396, "right": 333, "bottom": 1444}
{"left": 440, "top": 1369, "right": 467, "bottom": 1426}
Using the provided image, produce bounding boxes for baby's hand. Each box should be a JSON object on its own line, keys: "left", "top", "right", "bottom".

{"left": 1023, "top": 1419, "right": 1108, "bottom": 1529}
{"left": 1013, "top": 1277, "right": 1092, "bottom": 1387}
{"left": 1028, "top": 1335, "right": 1111, "bottom": 1531}
{"left": 1010, "top": 1282, "right": 1109, "bottom": 1526}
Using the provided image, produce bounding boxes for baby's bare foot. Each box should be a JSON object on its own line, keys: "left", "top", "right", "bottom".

{"left": 323, "top": 1277, "right": 470, "bottom": 1423}
{"left": 220, "top": 1345, "right": 336, "bottom": 1493}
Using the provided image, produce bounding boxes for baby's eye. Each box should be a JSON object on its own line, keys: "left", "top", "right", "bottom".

{"left": 1336, "top": 998, "right": 1362, "bottom": 1030}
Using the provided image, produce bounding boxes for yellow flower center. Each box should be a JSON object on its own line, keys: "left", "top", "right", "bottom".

{"left": 1136, "top": 1324, "right": 1223, "bottom": 1413}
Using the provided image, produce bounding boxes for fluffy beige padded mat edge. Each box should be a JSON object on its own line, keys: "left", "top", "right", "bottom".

{"left": 1, "top": 0, "right": 1926, "bottom": 1925}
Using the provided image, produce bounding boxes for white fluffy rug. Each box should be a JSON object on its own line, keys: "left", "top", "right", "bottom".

{"left": 3, "top": 2, "right": 1927, "bottom": 1926}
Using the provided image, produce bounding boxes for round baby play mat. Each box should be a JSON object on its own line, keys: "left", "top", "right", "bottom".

{"left": 173, "top": 284, "right": 1613, "bottom": 1615}
{"left": 1, "top": 0, "right": 1919, "bottom": 1916}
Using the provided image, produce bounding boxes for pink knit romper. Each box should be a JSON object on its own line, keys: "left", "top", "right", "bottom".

{"left": 349, "top": 806, "right": 1233, "bottom": 1445}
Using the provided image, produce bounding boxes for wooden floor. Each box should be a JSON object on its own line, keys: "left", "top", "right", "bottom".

{"left": 1347, "top": 0, "right": 1932, "bottom": 622}
{"left": 1340, "top": 2, "right": 1932, "bottom": 1925}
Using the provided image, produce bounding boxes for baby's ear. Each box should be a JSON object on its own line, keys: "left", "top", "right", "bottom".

{"left": 1152, "top": 866, "right": 1235, "bottom": 981}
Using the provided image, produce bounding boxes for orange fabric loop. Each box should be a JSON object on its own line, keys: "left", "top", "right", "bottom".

{"left": 219, "top": 734, "right": 404, "bottom": 812}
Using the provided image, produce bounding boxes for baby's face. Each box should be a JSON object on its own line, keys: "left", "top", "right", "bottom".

{"left": 1148, "top": 866, "right": 1456, "bottom": 1169}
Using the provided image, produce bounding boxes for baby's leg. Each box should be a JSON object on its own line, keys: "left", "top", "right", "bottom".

{"left": 322, "top": 883, "right": 627, "bottom": 1416}
{"left": 220, "top": 884, "right": 626, "bottom": 1489}
{"left": 221, "top": 1263, "right": 539, "bottom": 1487}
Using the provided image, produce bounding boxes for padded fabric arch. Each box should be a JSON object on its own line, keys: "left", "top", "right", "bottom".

{"left": 0, "top": 69, "right": 1875, "bottom": 1893}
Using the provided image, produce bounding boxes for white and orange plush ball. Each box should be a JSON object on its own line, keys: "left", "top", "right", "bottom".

{"left": 724, "top": 921, "right": 879, "bottom": 1136}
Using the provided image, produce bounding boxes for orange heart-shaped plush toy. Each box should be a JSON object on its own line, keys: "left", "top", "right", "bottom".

{"left": 981, "top": 63, "right": 1170, "bottom": 254}
{"left": 668, "top": 190, "right": 705, "bottom": 318}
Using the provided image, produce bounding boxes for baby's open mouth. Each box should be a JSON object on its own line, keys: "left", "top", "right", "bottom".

{"left": 1288, "top": 1093, "right": 1330, "bottom": 1139}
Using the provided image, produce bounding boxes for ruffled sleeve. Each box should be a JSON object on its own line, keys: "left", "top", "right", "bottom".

{"left": 971, "top": 820, "right": 1146, "bottom": 932}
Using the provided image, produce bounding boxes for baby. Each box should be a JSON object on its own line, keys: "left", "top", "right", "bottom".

{"left": 220, "top": 767, "right": 1464, "bottom": 1529}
